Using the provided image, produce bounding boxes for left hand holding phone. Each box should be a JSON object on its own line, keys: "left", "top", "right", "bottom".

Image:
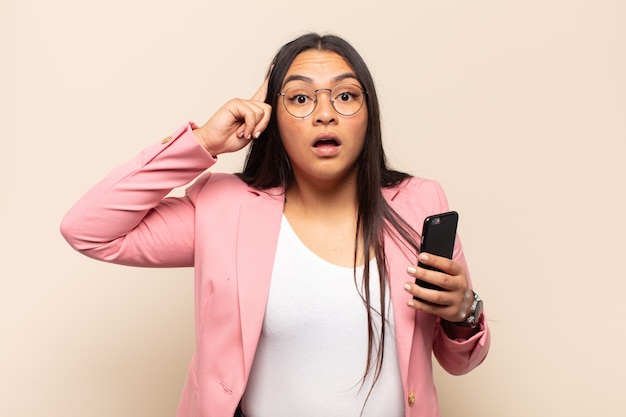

{"left": 404, "top": 252, "right": 474, "bottom": 324}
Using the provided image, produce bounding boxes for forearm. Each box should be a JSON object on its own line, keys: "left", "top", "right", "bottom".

{"left": 60, "top": 123, "right": 216, "bottom": 265}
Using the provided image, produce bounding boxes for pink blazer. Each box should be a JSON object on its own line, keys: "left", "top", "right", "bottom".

{"left": 61, "top": 123, "right": 490, "bottom": 417}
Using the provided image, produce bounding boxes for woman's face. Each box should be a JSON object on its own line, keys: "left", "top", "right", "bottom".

{"left": 277, "top": 50, "right": 368, "bottom": 188}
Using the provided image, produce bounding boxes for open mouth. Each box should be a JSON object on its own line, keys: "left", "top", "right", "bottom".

{"left": 313, "top": 138, "right": 340, "bottom": 147}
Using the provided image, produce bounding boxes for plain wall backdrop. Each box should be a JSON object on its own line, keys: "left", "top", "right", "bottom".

{"left": 1, "top": 0, "right": 625, "bottom": 416}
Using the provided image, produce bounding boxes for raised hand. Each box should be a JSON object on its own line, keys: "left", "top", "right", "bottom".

{"left": 193, "top": 76, "right": 272, "bottom": 156}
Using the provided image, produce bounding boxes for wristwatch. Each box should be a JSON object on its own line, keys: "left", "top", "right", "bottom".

{"left": 452, "top": 291, "right": 483, "bottom": 328}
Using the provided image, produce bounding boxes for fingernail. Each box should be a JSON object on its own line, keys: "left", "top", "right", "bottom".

{"left": 408, "top": 300, "right": 415, "bottom": 307}
{"left": 237, "top": 132, "right": 244, "bottom": 138}
{"left": 254, "top": 131, "right": 262, "bottom": 139}
{"left": 247, "top": 133, "right": 252, "bottom": 139}
{"left": 419, "top": 253, "right": 428, "bottom": 261}
{"left": 404, "top": 283, "right": 412, "bottom": 291}
{"left": 407, "top": 266, "right": 417, "bottom": 274}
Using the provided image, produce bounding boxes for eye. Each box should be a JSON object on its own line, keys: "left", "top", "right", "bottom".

{"left": 338, "top": 92, "right": 352, "bottom": 102}
{"left": 293, "top": 94, "right": 310, "bottom": 104}
{"left": 333, "top": 85, "right": 362, "bottom": 102}
{"left": 285, "top": 87, "right": 315, "bottom": 106}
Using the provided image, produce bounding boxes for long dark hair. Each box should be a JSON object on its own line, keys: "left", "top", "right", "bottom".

{"left": 238, "top": 33, "right": 420, "bottom": 399}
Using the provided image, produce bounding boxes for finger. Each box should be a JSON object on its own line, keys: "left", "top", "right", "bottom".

{"left": 250, "top": 74, "right": 270, "bottom": 103}
{"left": 235, "top": 101, "right": 271, "bottom": 139}
{"left": 404, "top": 283, "right": 469, "bottom": 321}
{"left": 409, "top": 297, "right": 463, "bottom": 321}
{"left": 423, "top": 291, "right": 472, "bottom": 323}
{"left": 407, "top": 263, "right": 453, "bottom": 292}
{"left": 418, "top": 253, "right": 463, "bottom": 277}
{"left": 404, "top": 281, "right": 452, "bottom": 306}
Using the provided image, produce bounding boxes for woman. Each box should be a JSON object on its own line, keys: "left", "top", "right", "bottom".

{"left": 61, "top": 33, "right": 490, "bottom": 417}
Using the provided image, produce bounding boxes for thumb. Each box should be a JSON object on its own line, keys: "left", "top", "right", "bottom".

{"left": 251, "top": 66, "right": 273, "bottom": 102}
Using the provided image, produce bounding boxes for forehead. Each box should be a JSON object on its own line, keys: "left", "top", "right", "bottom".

{"left": 282, "top": 50, "right": 357, "bottom": 86}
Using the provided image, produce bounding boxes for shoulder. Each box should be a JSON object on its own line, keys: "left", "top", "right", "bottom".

{"left": 187, "top": 171, "right": 284, "bottom": 204}
{"left": 186, "top": 171, "right": 245, "bottom": 194}
{"left": 383, "top": 176, "right": 450, "bottom": 222}
{"left": 385, "top": 176, "right": 447, "bottom": 205}
{"left": 201, "top": 172, "right": 249, "bottom": 189}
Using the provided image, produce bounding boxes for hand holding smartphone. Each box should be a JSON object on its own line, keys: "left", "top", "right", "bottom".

{"left": 414, "top": 211, "right": 458, "bottom": 293}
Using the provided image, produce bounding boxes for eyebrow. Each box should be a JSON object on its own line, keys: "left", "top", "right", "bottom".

{"left": 282, "top": 72, "right": 360, "bottom": 87}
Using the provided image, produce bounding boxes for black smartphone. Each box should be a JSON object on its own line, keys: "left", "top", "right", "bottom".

{"left": 414, "top": 211, "right": 458, "bottom": 292}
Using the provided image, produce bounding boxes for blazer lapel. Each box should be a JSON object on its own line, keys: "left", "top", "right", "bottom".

{"left": 382, "top": 186, "right": 417, "bottom": 386}
{"left": 236, "top": 187, "right": 284, "bottom": 377}
{"left": 233, "top": 185, "right": 417, "bottom": 384}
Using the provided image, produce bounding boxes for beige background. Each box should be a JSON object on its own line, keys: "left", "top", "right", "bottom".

{"left": 1, "top": 0, "right": 625, "bottom": 416}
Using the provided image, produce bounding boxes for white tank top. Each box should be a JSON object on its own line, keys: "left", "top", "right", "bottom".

{"left": 241, "top": 216, "right": 404, "bottom": 417}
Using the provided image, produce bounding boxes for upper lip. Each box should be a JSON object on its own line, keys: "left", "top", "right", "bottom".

{"left": 312, "top": 132, "right": 341, "bottom": 147}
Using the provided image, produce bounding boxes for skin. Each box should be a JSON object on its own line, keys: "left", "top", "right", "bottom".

{"left": 277, "top": 50, "right": 368, "bottom": 268}
{"left": 192, "top": 50, "right": 478, "bottom": 338}
{"left": 277, "top": 50, "right": 368, "bottom": 194}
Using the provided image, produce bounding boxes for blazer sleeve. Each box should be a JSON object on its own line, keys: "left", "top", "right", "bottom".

{"left": 428, "top": 181, "right": 491, "bottom": 375}
{"left": 433, "top": 314, "right": 490, "bottom": 375}
{"left": 398, "top": 177, "right": 491, "bottom": 375}
{"left": 60, "top": 123, "right": 217, "bottom": 268}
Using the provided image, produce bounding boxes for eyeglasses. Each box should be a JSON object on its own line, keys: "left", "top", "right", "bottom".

{"left": 278, "top": 83, "right": 366, "bottom": 118}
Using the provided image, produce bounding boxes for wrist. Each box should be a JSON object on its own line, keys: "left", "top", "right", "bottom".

{"left": 448, "top": 291, "right": 483, "bottom": 329}
{"left": 441, "top": 318, "right": 481, "bottom": 339}
{"left": 191, "top": 128, "right": 215, "bottom": 155}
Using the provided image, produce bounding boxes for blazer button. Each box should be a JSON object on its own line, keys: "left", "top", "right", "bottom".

{"left": 408, "top": 391, "right": 415, "bottom": 406}
{"left": 161, "top": 135, "right": 173, "bottom": 144}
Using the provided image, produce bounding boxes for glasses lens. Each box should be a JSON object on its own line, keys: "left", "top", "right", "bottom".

{"left": 282, "top": 86, "right": 316, "bottom": 118}
{"left": 331, "top": 84, "right": 365, "bottom": 116}
{"left": 280, "top": 84, "right": 366, "bottom": 118}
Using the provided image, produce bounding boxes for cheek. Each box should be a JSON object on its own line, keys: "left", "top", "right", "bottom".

{"left": 277, "top": 108, "right": 297, "bottom": 137}
{"left": 351, "top": 115, "right": 368, "bottom": 145}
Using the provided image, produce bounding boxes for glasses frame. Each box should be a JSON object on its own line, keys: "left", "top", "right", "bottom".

{"left": 278, "top": 83, "right": 367, "bottom": 118}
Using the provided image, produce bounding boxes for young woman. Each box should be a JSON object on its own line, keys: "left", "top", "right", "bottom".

{"left": 61, "top": 33, "right": 490, "bottom": 417}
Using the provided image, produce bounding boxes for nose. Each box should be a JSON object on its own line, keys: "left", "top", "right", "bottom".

{"left": 312, "top": 88, "right": 336, "bottom": 125}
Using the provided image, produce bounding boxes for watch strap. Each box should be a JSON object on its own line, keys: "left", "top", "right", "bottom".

{"left": 451, "top": 291, "right": 482, "bottom": 328}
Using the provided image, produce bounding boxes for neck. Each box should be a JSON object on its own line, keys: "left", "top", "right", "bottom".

{"left": 284, "top": 172, "right": 359, "bottom": 218}
{"left": 283, "top": 170, "right": 368, "bottom": 267}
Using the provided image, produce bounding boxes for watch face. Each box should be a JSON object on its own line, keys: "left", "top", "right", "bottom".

{"left": 474, "top": 299, "right": 484, "bottom": 323}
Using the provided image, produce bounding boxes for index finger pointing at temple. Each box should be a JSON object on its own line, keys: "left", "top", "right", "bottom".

{"left": 251, "top": 74, "right": 270, "bottom": 103}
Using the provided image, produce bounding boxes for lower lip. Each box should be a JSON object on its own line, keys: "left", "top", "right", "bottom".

{"left": 312, "top": 143, "right": 341, "bottom": 157}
